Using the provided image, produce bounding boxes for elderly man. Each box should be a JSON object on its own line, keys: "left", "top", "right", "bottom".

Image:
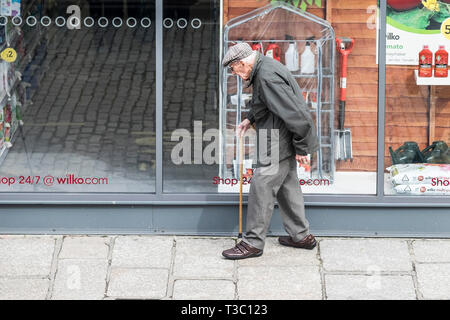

{"left": 221, "top": 42, "right": 319, "bottom": 260}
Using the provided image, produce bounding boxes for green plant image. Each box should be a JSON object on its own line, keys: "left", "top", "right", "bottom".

{"left": 270, "top": 0, "right": 322, "bottom": 11}
{"left": 387, "top": 1, "right": 450, "bottom": 30}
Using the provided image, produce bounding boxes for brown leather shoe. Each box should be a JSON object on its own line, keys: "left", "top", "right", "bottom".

{"left": 278, "top": 234, "right": 317, "bottom": 250}
{"left": 222, "top": 241, "right": 263, "bottom": 260}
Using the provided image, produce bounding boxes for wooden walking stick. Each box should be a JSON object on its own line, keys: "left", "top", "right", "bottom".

{"left": 239, "top": 135, "right": 244, "bottom": 238}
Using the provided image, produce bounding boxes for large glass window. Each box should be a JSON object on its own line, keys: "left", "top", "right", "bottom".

{"left": 0, "top": 0, "right": 156, "bottom": 193}
{"left": 162, "top": 0, "right": 220, "bottom": 192}
{"left": 384, "top": 1, "right": 450, "bottom": 196}
{"left": 218, "top": 0, "right": 380, "bottom": 195}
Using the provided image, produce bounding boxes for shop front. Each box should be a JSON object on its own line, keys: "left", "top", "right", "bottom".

{"left": 0, "top": 0, "right": 448, "bottom": 236}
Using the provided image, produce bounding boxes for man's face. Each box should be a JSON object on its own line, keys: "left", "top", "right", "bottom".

{"left": 229, "top": 61, "right": 252, "bottom": 80}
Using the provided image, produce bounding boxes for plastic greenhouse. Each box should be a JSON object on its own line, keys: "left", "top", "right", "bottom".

{"left": 219, "top": 1, "right": 336, "bottom": 192}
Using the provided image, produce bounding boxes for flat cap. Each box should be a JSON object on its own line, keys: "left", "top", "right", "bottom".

{"left": 222, "top": 42, "right": 253, "bottom": 67}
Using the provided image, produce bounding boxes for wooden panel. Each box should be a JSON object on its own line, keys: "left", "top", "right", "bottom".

{"left": 333, "top": 24, "right": 376, "bottom": 39}
{"left": 435, "top": 128, "right": 450, "bottom": 140}
{"left": 335, "top": 156, "right": 377, "bottom": 171}
{"left": 333, "top": 0, "right": 378, "bottom": 9}
{"left": 347, "top": 55, "right": 377, "bottom": 68}
{"left": 386, "top": 85, "right": 428, "bottom": 98}
{"left": 331, "top": 9, "right": 375, "bottom": 23}
{"left": 347, "top": 68, "right": 378, "bottom": 84}
{"left": 344, "top": 97, "right": 378, "bottom": 112}
{"left": 344, "top": 112, "right": 378, "bottom": 126}
{"left": 347, "top": 84, "right": 378, "bottom": 98}
{"left": 386, "top": 97, "right": 428, "bottom": 113}
{"left": 228, "top": 0, "right": 270, "bottom": 7}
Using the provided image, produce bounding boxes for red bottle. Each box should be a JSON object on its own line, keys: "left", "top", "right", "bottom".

{"left": 264, "top": 41, "right": 281, "bottom": 62}
{"left": 418, "top": 45, "right": 433, "bottom": 77}
{"left": 434, "top": 45, "right": 448, "bottom": 78}
{"left": 250, "top": 41, "right": 261, "bottom": 53}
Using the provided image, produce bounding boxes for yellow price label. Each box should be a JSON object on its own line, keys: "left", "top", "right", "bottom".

{"left": 442, "top": 18, "right": 450, "bottom": 41}
{"left": 0, "top": 48, "right": 17, "bottom": 63}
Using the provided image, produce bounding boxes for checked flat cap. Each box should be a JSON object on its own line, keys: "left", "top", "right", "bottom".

{"left": 222, "top": 42, "right": 253, "bottom": 67}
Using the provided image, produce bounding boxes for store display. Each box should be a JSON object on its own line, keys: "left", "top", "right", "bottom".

{"left": 334, "top": 37, "right": 354, "bottom": 162}
{"left": 264, "top": 41, "right": 281, "bottom": 62}
{"left": 418, "top": 45, "right": 433, "bottom": 77}
{"left": 389, "top": 141, "right": 425, "bottom": 164}
{"left": 285, "top": 34, "right": 299, "bottom": 72}
{"left": 434, "top": 45, "right": 448, "bottom": 78}
{"left": 300, "top": 36, "right": 315, "bottom": 74}
{"left": 387, "top": 163, "right": 450, "bottom": 186}
{"left": 222, "top": 3, "right": 336, "bottom": 184}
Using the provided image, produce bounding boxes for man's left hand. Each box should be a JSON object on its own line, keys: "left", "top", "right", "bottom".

{"left": 296, "top": 155, "right": 309, "bottom": 165}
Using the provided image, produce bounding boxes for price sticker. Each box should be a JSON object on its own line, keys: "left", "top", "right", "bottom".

{"left": 1, "top": 48, "right": 17, "bottom": 63}
{"left": 442, "top": 18, "right": 450, "bottom": 41}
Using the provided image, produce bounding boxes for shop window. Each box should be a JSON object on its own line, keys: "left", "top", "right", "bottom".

{"left": 215, "top": 1, "right": 379, "bottom": 195}
{"left": 162, "top": 0, "right": 221, "bottom": 192}
{"left": 384, "top": 1, "right": 450, "bottom": 196}
{"left": 0, "top": 0, "right": 156, "bottom": 193}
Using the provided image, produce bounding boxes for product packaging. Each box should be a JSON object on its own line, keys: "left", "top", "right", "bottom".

{"left": 386, "top": 163, "right": 450, "bottom": 186}
{"left": 418, "top": 45, "right": 433, "bottom": 77}
{"left": 301, "top": 37, "right": 315, "bottom": 74}
{"left": 297, "top": 154, "right": 311, "bottom": 181}
{"left": 264, "top": 41, "right": 281, "bottom": 62}
{"left": 285, "top": 34, "right": 299, "bottom": 72}
{"left": 434, "top": 45, "right": 448, "bottom": 78}
{"left": 394, "top": 184, "right": 450, "bottom": 196}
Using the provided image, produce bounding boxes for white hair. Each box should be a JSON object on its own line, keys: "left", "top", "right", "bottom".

{"left": 240, "top": 50, "right": 257, "bottom": 64}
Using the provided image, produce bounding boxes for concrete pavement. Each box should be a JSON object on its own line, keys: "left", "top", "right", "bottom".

{"left": 0, "top": 235, "right": 449, "bottom": 300}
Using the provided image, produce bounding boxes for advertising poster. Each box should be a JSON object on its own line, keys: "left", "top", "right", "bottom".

{"left": 385, "top": 0, "right": 450, "bottom": 65}
{"left": 0, "top": 0, "right": 12, "bottom": 16}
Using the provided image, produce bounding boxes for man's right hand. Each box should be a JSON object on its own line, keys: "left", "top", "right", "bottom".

{"left": 236, "top": 119, "right": 251, "bottom": 137}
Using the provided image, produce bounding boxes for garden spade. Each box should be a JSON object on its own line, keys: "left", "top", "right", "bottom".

{"left": 335, "top": 37, "right": 354, "bottom": 162}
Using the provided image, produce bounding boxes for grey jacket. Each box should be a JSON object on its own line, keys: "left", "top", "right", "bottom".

{"left": 246, "top": 51, "right": 319, "bottom": 166}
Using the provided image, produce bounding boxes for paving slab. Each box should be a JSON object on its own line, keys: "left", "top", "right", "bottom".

{"left": 412, "top": 240, "right": 450, "bottom": 263}
{"left": 0, "top": 278, "right": 50, "bottom": 300}
{"left": 52, "top": 259, "right": 108, "bottom": 300}
{"left": 325, "top": 274, "right": 416, "bottom": 300}
{"left": 237, "top": 266, "right": 322, "bottom": 300}
{"left": 0, "top": 236, "right": 57, "bottom": 277}
{"left": 107, "top": 268, "right": 169, "bottom": 299}
{"left": 320, "top": 239, "right": 412, "bottom": 272}
{"left": 238, "top": 237, "right": 319, "bottom": 267}
{"left": 173, "top": 237, "right": 235, "bottom": 278}
{"left": 111, "top": 236, "right": 173, "bottom": 269}
{"left": 59, "top": 236, "right": 110, "bottom": 259}
{"left": 416, "top": 263, "right": 450, "bottom": 299}
{"left": 172, "top": 280, "right": 235, "bottom": 300}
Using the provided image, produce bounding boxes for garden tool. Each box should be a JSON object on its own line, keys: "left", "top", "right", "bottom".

{"left": 389, "top": 141, "right": 424, "bottom": 164}
{"left": 334, "top": 37, "right": 354, "bottom": 162}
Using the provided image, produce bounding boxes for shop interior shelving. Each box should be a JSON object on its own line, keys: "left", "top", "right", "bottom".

{"left": 0, "top": 0, "right": 43, "bottom": 164}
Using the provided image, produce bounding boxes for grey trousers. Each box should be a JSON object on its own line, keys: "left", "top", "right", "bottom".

{"left": 243, "top": 155, "right": 310, "bottom": 250}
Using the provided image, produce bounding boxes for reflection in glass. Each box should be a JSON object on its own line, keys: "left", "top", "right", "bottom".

{"left": 0, "top": 0, "right": 156, "bottom": 193}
